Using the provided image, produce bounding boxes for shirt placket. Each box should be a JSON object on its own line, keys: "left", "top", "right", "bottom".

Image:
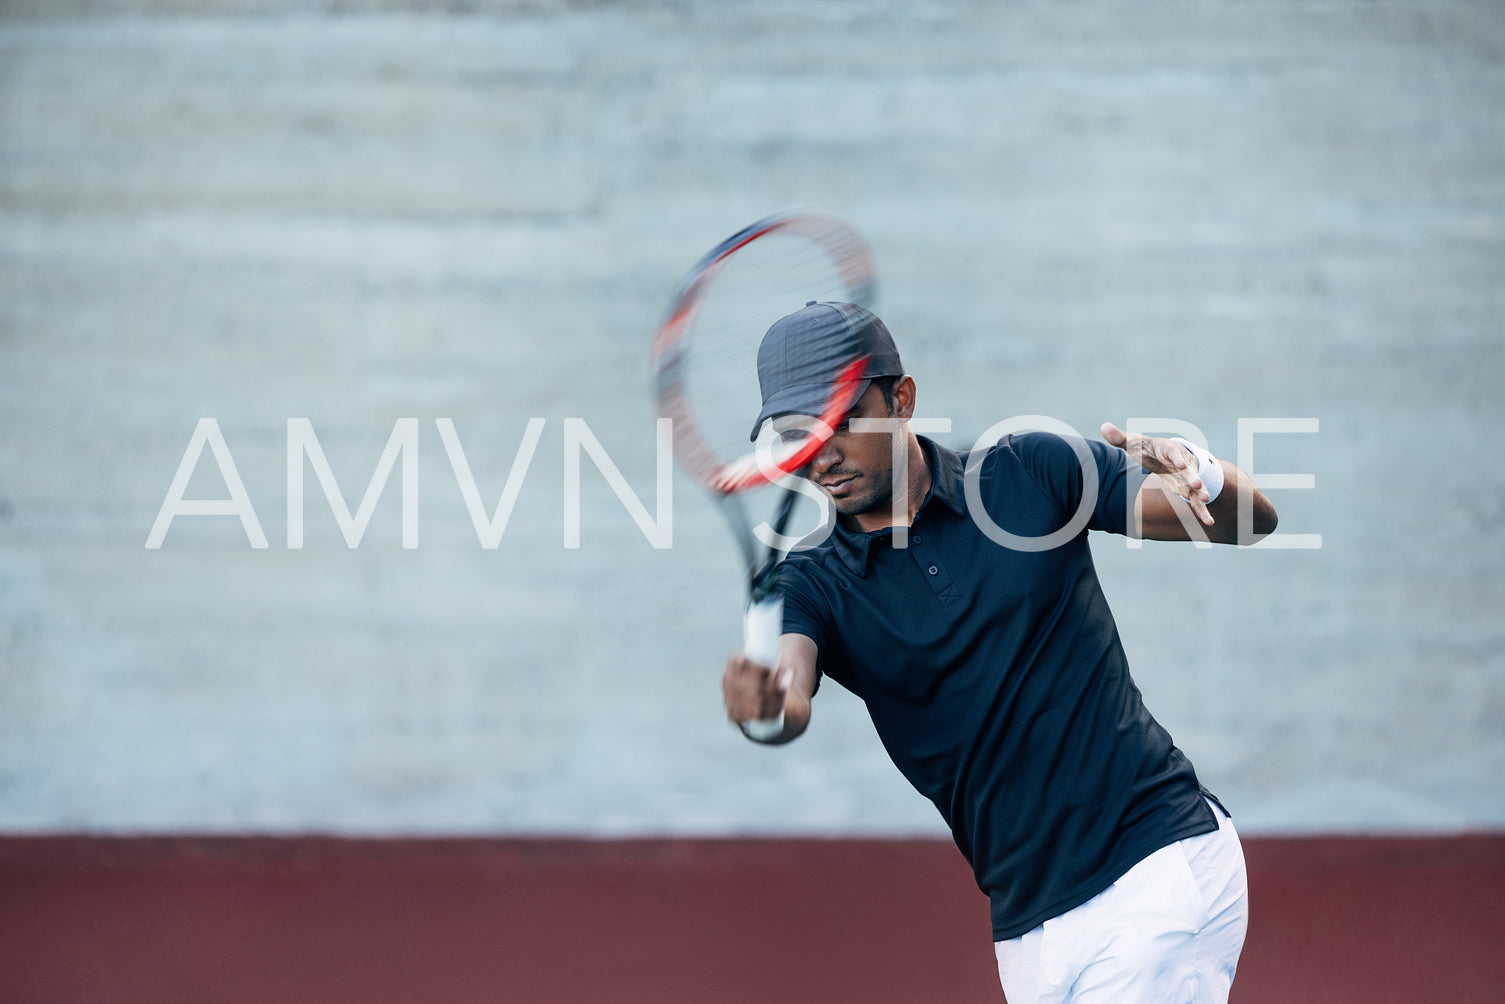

{"left": 906, "top": 527, "right": 960, "bottom": 607}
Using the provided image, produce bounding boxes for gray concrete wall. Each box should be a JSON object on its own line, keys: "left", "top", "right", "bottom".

{"left": 1, "top": 1, "right": 1501, "bottom": 835}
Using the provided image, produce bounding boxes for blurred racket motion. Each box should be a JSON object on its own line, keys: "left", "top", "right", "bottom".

{"left": 652, "top": 212, "right": 878, "bottom": 736}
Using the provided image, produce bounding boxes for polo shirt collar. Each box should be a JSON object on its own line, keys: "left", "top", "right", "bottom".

{"left": 830, "top": 436, "right": 968, "bottom": 576}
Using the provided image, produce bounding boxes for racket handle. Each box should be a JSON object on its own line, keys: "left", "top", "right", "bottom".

{"left": 743, "top": 594, "right": 783, "bottom": 666}
{"left": 741, "top": 595, "right": 785, "bottom": 741}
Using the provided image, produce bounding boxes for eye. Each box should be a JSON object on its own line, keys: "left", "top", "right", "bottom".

{"left": 779, "top": 429, "right": 810, "bottom": 445}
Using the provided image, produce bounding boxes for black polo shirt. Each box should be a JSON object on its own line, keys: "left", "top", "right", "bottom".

{"left": 779, "top": 433, "right": 1219, "bottom": 942}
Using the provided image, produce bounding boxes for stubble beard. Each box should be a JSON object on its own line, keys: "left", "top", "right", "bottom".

{"left": 830, "top": 466, "right": 896, "bottom": 519}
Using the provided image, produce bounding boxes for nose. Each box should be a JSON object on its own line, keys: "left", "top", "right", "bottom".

{"left": 807, "top": 439, "right": 842, "bottom": 477}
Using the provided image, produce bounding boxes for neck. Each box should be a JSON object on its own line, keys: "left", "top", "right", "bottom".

{"left": 850, "top": 433, "right": 931, "bottom": 534}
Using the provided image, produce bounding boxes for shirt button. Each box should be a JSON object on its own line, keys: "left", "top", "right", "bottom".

{"left": 912, "top": 535, "right": 922, "bottom": 545}
{"left": 927, "top": 565, "right": 939, "bottom": 575}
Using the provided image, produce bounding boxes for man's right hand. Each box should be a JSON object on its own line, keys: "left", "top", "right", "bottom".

{"left": 721, "top": 634, "right": 819, "bottom": 745}
{"left": 722, "top": 652, "right": 788, "bottom": 727}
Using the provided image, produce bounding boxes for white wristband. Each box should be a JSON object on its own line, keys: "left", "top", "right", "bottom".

{"left": 1169, "top": 438, "right": 1224, "bottom": 503}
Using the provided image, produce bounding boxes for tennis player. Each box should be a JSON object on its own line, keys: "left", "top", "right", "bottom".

{"left": 722, "top": 302, "right": 1278, "bottom": 1004}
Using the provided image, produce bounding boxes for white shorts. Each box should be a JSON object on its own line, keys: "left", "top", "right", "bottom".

{"left": 994, "top": 801, "right": 1249, "bottom": 1004}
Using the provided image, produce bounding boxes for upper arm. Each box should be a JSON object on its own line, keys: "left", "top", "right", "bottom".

{"left": 777, "top": 557, "right": 836, "bottom": 693}
{"left": 1009, "top": 432, "right": 1146, "bottom": 536}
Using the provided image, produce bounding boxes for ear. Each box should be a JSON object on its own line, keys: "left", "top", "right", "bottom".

{"left": 891, "top": 375, "right": 917, "bottom": 420}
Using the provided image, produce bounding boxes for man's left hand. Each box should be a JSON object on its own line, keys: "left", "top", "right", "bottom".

{"left": 1100, "top": 422, "right": 1214, "bottom": 527}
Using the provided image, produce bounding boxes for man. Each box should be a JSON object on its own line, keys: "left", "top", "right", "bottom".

{"left": 722, "top": 301, "right": 1278, "bottom": 1004}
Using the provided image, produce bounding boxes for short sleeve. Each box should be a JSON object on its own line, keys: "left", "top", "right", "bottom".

{"left": 1006, "top": 432, "right": 1147, "bottom": 537}
{"left": 774, "top": 557, "right": 839, "bottom": 695}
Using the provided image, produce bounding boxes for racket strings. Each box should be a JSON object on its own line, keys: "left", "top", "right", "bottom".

{"left": 654, "top": 214, "right": 877, "bottom": 495}
{"left": 678, "top": 235, "right": 858, "bottom": 470}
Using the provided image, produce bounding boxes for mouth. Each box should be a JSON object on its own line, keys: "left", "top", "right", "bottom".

{"left": 821, "top": 475, "right": 858, "bottom": 498}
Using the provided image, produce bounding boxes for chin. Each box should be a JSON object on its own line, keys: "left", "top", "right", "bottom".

{"left": 833, "top": 492, "right": 884, "bottom": 518}
{"left": 825, "top": 475, "right": 893, "bottom": 519}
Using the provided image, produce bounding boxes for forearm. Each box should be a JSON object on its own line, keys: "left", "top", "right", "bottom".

{"left": 1136, "top": 460, "right": 1278, "bottom": 544}
{"left": 746, "top": 691, "right": 811, "bottom": 746}
{"left": 1202, "top": 460, "right": 1278, "bottom": 544}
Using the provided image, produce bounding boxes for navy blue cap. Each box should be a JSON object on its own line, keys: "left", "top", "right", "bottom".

{"left": 750, "top": 301, "right": 904, "bottom": 440}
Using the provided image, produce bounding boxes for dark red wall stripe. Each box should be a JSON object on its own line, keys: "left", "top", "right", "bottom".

{"left": 2, "top": 835, "right": 1501, "bottom": 1004}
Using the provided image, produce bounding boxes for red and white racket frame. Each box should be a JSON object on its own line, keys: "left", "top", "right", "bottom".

{"left": 651, "top": 212, "right": 877, "bottom": 497}
{"left": 651, "top": 212, "right": 877, "bottom": 741}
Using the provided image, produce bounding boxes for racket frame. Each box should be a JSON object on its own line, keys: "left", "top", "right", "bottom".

{"left": 650, "top": 212, "right": 878, "bottom": 740}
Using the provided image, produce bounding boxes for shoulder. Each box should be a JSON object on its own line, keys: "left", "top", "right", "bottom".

{"left": 1003, "top": 431, "right": 1086, "bottom": 467}
{"left": 954, "top": 431, "right": 1071, "bottom": 473}
{"left": 997, "top": 431, "right": 1120, "bottom": 487}
{"left": 778, "top": 545, "right": 844, "bottom": 590}
{"left": 957, "top": 432, "right": 1066, "bottom": 493}
{"left": 776, "top": 536, "right": 855, "bottom": 622}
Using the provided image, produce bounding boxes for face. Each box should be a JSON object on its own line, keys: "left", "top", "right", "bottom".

{"left": 774, "top": 378, "right": 915, "bottom": 518}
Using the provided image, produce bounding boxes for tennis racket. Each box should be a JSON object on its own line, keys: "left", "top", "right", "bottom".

{"left": 651, "top": 212, "right": 877, "bottom": 739}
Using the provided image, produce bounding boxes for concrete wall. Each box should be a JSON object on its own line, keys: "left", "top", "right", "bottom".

{"left": 1, "top": 1, "right": 1501, "bottom": 835}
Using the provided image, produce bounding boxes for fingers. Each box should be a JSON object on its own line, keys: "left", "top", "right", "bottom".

{"left": 1164, "top": 468, "right": 1214, "bottom": 525}
{"left": 1169, "top": 467, "right": 1212, "bottom": 513}
{"left": 1189, "top": 495, "right": 1215, "bottom": 526}
{"left": 1159, "top": 438, "right": 1190, "bottom": 472}
{"left": 723, "top": 653, "right": 774, "bottom": 692}
{"left": 722, "top": 652, "right": 788, "bottom": 723}
{"left": 1104, "top": 426, "right": 1190, "bottom": 479}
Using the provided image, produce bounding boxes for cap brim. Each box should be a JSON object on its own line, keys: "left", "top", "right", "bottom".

{"left": 749, "top": 377, "right": 873, "bottom": 442}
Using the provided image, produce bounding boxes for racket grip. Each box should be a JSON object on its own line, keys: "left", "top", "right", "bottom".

{"left": 743, "top": 594, "right": 783, "bottom": 667}
{"left": 741, "top": 595, "right": 785, "bottom": 741}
